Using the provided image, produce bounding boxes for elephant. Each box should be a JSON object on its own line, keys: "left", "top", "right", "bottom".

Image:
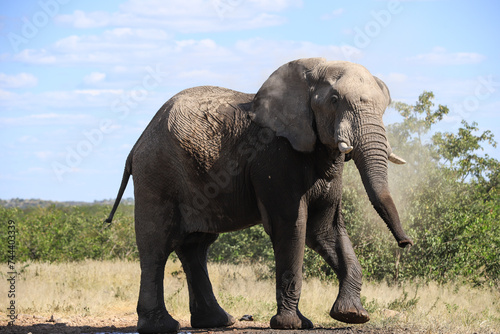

{"left": 105, "top": 58, "right": 413, "bottom": 333}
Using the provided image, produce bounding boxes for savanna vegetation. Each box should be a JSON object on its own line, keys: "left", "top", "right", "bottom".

{"left": 1, "top": 260, "right": 499, "bottom": 333}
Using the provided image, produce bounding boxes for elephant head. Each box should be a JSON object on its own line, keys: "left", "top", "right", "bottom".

{"left": 250, "top": 58, "right": 413, "bottom": 248}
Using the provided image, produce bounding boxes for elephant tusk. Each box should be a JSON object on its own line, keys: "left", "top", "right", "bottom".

{"left": 338, "top": 142, "right": 353, "bottom": 154}
{"left": 389, "top": 152, "right": 406, "bottom": 165}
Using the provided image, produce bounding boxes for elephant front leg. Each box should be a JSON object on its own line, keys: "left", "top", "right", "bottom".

{"left": 328, "top": 227, "right": 370, "bottom": 324}
{"left": 265, "top": 202, "right": 313, "bottom": 329}
{"left": 307, "top": 218, "right": 370, "bottom": 324}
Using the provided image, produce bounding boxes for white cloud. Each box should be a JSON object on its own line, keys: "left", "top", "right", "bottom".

{"left": 0, "top": 72, "right": 38, "bottom": 88}
{"left": 247, "top": 0, "right": 302, "bottom": 11}
{"left": 11, "top": 31, "right": 232, "bottom": 68}
{"left": 178, "top": 69, "right": 219, "bottom": 79}
{"left": 14, "top": 49, "right": 57, "bottom": 64}
{"left": 384, "top": 72, "right": 408, "bottom": 83}
{"left": 321, "top": 8, "right": 344, "bottom": 20}
{"left": 54, "top": 0, "right": 295, "bottom": 33}
{"left": 53, "top": 28, "right": 170, "bottom": 54}
{"left": 0, "top": 89, "right": 34, "bottom": 110}
{"left": 0, "top": 88, "right": 127, "bottom": 112}
{"left": 83, "top": 72, "right": 106, "bottom": 85}
{"left": 74, "top": 89, "right": 122, "bottom": 96}
{"left": 19, "top": 135, "right": 39, "bottom": 144}
{"left": 235, "top": 38, "right": 361, "bottom": 63}
{"left": 121, "top": 0, "right": 301, "bottom": 18}
{"left": 408, "top": 47, "right": 486, "bottom": 65}
{"left": 56, "top": 10, "right": 110, "bottom": 28}
{"left": 0, "top": 113, "right": 92, "bottom": 127}
{"left": 35, "top": 151, "right": 56, "bottom": 161}
{"left": 0, "top": 88, "right": 15, "bottom": 98}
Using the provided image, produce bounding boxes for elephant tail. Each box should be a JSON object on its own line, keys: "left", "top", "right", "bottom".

{"left": 105, "top": 152, "right": 133, "bottom": 225}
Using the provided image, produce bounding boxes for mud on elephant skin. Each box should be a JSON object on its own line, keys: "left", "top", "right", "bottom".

{"left": 106, "top": 58, "right": 413, "bottom": 333}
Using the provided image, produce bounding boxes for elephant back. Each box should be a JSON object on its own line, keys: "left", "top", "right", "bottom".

{"left": 166, "top": 86, "right": 254, "bottom": 171}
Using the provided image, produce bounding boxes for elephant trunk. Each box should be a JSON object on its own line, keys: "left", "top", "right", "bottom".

{"left": 351, "top": 121, "right": 413, "bottom": 248}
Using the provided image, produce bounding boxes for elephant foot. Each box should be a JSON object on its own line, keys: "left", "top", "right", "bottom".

{"left": 191, "top": 306, "right": 235, "bottom": 328}
{"left": 137, "top": 309, "right": 180, "bottom": 334}
{"left": 330, "top": 297, "right": 370, "bottom": 324}
{"left": 270, "top": 310, "right": 313, "bottom": 329}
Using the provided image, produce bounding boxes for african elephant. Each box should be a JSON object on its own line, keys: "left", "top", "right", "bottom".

{"left": 106, "top": 58, "right": 413, "bottom": 333}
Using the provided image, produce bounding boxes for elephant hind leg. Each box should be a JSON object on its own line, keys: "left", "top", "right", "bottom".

{"left": 135, "top": 198, "right": 181, "bottom": 334}
{"left": 136, "top": 253, "right": 180, "bottom": 334}
{"left": 175, "top": 232, "right": 235, "bottom": 329}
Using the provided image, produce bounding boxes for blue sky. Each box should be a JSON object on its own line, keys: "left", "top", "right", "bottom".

{"left": 1, "top": 0, "right": 499, "bottom": 201}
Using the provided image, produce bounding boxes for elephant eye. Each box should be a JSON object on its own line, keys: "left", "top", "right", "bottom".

{"left": 331, "top": 95, "right": 339, "bottom": 104}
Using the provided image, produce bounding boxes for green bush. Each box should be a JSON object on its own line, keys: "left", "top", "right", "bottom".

{"left": 209, "top": 225, "right": 273, "bottom": 264}
{"left": 0, "top": 204, "right": 137, "bottom": 262}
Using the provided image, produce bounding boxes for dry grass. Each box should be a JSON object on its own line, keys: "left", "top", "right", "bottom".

{"left": 1, "top": 260, "right": 499, "bottom": 333}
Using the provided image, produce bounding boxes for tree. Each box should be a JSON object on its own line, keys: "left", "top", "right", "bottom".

{"left": 386, "top": 92, "right": 499, "bottom": 286}
{"left": 433, "top": 120, "right": 499, "bottom": 198}
{"left": 390, "top": 91, "right": 449, "bottom": 144}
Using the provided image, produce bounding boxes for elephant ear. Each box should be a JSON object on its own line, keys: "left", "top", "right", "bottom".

{"left": 249, "top": 58, "right": 326, "bottom": 152}
{"left": 373, "top": 76, "right": 392, "bottom": 108}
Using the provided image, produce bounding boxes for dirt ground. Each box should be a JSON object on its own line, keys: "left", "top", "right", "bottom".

{"left": 0, "top": 314, "right": 423, "bottom": 334}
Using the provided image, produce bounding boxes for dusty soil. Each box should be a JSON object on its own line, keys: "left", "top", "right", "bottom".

{"left": 0, "top": 314, "right": 421, "bottom": 334}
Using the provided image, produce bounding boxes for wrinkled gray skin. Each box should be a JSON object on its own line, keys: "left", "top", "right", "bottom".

{"left": 106, "top": 58, "right": 413, "bottom": 333}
